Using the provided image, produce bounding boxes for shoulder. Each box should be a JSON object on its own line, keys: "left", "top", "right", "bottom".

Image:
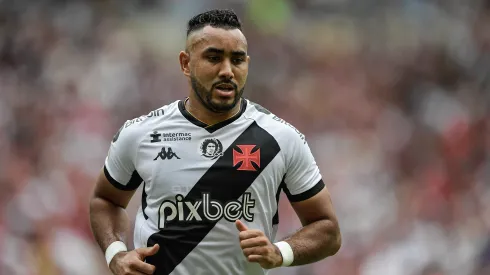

{"left": 112, "top": 100, "right": 179, "bottom": 144}
{"left": 124, "top": 100, "right": 177, "bottom": 128}
{"left": 245, "top": 99, "right": 307, "bottom": 145}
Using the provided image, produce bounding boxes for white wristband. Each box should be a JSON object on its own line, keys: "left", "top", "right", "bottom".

{"left": 274, "top": 241, "right": 294, "bottom": 267}
{"left": 105, "top": 241, "right": 128, "bottom": 266}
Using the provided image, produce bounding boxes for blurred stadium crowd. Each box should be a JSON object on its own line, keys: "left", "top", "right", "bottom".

{"left": 0, "top": 0, "right": 489, "bottom": 274}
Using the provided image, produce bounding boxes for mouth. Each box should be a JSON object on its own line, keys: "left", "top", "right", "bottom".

{"left": 214, "top": 84, "right": 236, "bottom": 97}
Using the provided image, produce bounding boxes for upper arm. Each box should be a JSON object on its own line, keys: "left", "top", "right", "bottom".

{"left": 92, "top": 120, "right": 144, "bottom": 208}
{"left": 92, "top": 168, "right": 138, "bottom": 209}
{"left": 281, "top": 126, "right": 338, "bottom": 226}
{"left": 290, "top": 185, "right": 338, "bottom": 227}
{"left": 282, "top": 126, "right": 323, "bottom": 204}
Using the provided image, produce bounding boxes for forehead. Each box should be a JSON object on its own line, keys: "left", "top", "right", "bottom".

{"left": 188, "top": 26, "right": 247, "bottom": 53}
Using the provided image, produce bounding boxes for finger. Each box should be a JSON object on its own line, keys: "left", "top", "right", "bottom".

{"left": 247, "top": 254, "right": 266, "bottom": 263}
{"left": 123, "top": 269, "right": 149, "bottom": 275}
{"left": 240, "top": 237, "right": 269, "bottom": 249}
{"left": 239, "top": 230, "right": 264, "bottom": 241}
{"left": 132, "top": 261, "right": 157, "bottom": 275}
{"left": 235, "top": 220, "right": 248, "bottom": 232}
{"left": 242, "top": 246, "right": 267, "bottom": 257}
{"left": 136, "top": 244, "right": 160, "bottom": 257}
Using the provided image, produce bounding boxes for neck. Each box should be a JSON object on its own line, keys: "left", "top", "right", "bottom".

{"left": 185, "top": 95, "right": 242, "bottom": 126}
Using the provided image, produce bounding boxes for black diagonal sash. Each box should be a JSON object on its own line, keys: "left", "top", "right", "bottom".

{"left": 146, "top": 122, "right": 281, "bottom": 275}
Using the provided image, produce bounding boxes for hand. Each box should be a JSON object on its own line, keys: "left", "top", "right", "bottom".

{"left": 109, "top": 244, "right": 159, "bottom": 275}
{"left": 236, "top": 220, "right": 283, "bottom": 269}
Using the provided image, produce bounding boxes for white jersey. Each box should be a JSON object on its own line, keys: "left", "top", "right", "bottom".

{"left": 104, "top": 99, "right": 324, "bottom": 275}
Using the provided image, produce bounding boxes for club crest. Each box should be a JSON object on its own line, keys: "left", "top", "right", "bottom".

{"left": 200, "top": 138, "right": 224, "bottom": 160}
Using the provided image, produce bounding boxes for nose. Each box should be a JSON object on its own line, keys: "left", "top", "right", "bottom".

{"left": 218, "top": 59, "right": 234, "bottom": 80}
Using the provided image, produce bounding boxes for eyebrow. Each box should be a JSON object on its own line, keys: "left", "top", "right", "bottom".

{"left": 203, "top": 47, "right": 246, "bottom": 56}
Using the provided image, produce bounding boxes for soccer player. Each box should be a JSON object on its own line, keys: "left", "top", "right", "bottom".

{"left": 89, "top": 9, "right": 341, "bottom": 275}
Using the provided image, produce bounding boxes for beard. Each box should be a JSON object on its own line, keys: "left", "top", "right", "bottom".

{"left": 190, "top": 74, "right": 244, "bottom": 113}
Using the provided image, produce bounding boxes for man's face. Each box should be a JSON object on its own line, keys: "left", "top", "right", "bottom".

{"left": 181, "top": 26, "right": 250, "bottom": 113}
{"left": 206, "top": 143, "right": 216, "bottom": 155}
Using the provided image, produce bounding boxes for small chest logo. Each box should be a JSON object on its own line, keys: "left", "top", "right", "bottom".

{"left": 154, "top": 147, "right": 181, "bottom": 161}
{"left": 150, "top": 131, "right": 161, "bottom": 143}
{"left": 150, "top": 131, "right": 192, "bottom": 142}
{"left": 233, "top": 145, "right": 261, "bottom": 171}
{"left": 200, "top": 139, "right": 224, "bottom": 160}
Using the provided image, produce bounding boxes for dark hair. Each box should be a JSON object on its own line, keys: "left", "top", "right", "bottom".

{"left": 201, "top": 139, "right": 217, "bottom": 153}
{"left": 187, "top": 9, "right": 242, "bottom": 36}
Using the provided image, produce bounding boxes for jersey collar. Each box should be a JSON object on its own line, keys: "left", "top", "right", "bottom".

{"left": 178, "top": 98, "right": 248, "bottom": 133}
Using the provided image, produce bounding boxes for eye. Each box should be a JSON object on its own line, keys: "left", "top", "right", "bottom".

{"left": 207, "top": 56, "right": 221, "bottom": 63}
{"left": 232, "top": 58, "right": 245, "bottom": 65}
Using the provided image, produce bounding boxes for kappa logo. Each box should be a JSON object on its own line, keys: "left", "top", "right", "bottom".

{"left": 154, "top": 147, "right": 181, "bottom": 161}
{"left": 233, "top": 145, "right": 261, "bottom": 171}
{"left": 200, "top": 138, "right": 224, "bottom": 160}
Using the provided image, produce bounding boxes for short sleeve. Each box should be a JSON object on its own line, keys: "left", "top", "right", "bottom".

{"left": 283, "top": 131, "right": 324, "bottom": 202}
{"left": 104, "top": 122, "right": 143, "bottom": 191}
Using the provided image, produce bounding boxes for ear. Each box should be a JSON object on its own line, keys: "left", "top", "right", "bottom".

{"left": 179, "top": 51, "right": 191, "bottom": 77}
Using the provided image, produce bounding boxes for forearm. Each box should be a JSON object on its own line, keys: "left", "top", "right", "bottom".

{"left": 283, "top": 219, "right": 341, "bottom": 266}
{"left": 89, "top": 196, "right": 131, "bottom": 252}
